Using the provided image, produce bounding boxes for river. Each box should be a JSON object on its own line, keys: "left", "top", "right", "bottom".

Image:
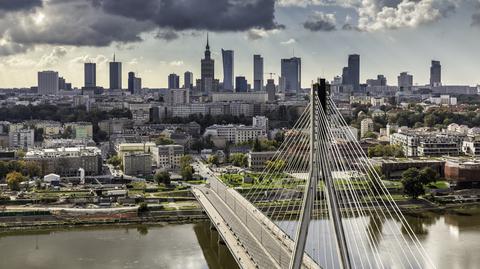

{"left": 0, "top": 210, "right": 479, "bottom": 269}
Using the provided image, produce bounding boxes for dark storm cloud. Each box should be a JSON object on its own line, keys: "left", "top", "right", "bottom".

{"left": 303, "top": 12, "right": 336, "bottom": 32}
{"left": 0, "top": 0, "right": 42, "bottom": 12}
{"left": 95, "top": 0, "right": 282, "bottom": 31}
{"left": 0, "top": 0, "right": 282, "bottom": 56}
{"left": 155, "top": 29, "right": 179, "bottom": 41}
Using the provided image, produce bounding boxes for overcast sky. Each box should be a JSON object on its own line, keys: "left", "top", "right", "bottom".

{"left": 0, "top": 0, "right": 479, "bottom": 89}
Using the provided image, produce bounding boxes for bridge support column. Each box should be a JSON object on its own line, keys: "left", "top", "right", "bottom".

{"left": 289, "top": 84, "right": 318, "bottom": 269}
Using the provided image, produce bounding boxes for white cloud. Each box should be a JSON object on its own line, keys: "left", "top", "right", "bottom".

{"left": 70, "top": 54, "right": 109, "bottom": 65}
{"left": 358, "top": 0, "right": 458, "bottom": 31}
{"left": 37, "top": 46, "right": 67, "bottom": 67}
{"left": 169, "top": 60, "right": 184, "bottom": 66}
{"left": 246, "top": 28, "right": 280, "bottom": 40}
{"left": 281, "top": 38, "right": 297, "bottom": 45}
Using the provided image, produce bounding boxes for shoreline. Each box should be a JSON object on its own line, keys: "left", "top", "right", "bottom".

{"left": 2, "top": 201, "right": 479, "bottom": 232}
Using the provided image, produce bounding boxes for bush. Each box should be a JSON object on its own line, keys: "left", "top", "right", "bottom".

{"left": 138, "top": 202, "right": 148, "bottom": 212}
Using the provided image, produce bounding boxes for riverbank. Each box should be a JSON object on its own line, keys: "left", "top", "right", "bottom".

{"left": 2, "top": 194, "right": 480, "bottom": 232}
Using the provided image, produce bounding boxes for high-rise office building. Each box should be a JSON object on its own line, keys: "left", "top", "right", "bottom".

{"left": 200, "top": 35, "right": 215, "bottom": 92}
{"left": 342, "top": 67, "right": 350, "bottom": 85}
{"left": 168, "top": 73, "right": 180, "bottom": 89}
{"left": 109, "top": 54, "right": 122, "bottom": 90}
{"left": 128, "top": 72, "right": 135, "bottom": 94}
{"left": 184, "top": 71, "right": 193, "bottom": 89}
{"left": 235, "top": 76, "right": 248, "bottom": 92}
{"left": 253, "top": 54, "right": 264, "bottom": 91}
{"left": 38, "top": 71, "right": 59, "bottom": 95}
{"left": 430, "top": 60, "right": 441, "bottom": 87}
{"left": 265, "top": 79, "right": 276, "bottom": 102}
{"left": 398, "top": 72, "right": 413, "bottom": 89}
{"left": 222, "top": 49, "right": 234, "bottom": 91}
{"left": 280, "top": 57, "right": 301, "bottom": 94}
{"left": 348, "top": 54, "right": 360, "bottom": 91}
{"left": 58, "top": 77, "right": 66, "bottom": 90}
{"left": 84, "top": 63, "right": 96, "bottom": 88}
{"left": 133, "top": 77, "right": 142, "bottom": 93}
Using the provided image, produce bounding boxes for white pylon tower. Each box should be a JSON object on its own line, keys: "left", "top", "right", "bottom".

{"left": 289, "top": 80, "right": 352, "bottom": 269}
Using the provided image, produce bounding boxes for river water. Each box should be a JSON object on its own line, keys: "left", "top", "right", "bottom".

{"left": 0, "top": 210, "right": 479, "bottom": 269}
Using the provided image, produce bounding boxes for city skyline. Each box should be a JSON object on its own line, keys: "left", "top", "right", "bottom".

{"left": 0, "top": 0, "right": 479, "bottom": 88}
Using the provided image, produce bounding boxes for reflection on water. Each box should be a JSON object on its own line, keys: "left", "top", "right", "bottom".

{"left": 277, "top": 209, "right": 480, "bottom": 269}
{"left": 0, "top": 222, "right": 238, "bottom": 269}
{"left": 0, "top": 211, "right": 479, "bottom": 269}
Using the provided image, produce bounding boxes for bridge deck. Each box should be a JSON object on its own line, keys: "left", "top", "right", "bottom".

{"left": 192, "top": 187, "right": 259, "bottom": 269}
{"left": 193, "top": 161, "right": 320, "bottom": 269}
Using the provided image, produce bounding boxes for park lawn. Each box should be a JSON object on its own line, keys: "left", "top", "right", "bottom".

{"left": 427, "top": 181, "right": 449, "bottom": 189}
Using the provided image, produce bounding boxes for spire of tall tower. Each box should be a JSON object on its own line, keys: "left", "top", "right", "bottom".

{"left": 204, "top": 33, "right": 211, "bottom": 59}
{"left": 113, "top": 53, "right": 116, "bottom": 62}
{"left": 206, "top": 33, "right": 210, "bottom": 50}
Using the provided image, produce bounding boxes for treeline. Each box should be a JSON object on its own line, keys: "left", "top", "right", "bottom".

{"left": 0, "top": 104, "right": 132, "bottom": 142}
{"left": 0, "top": 104, "right": 132, "bottom": 123}
{"left": 389, "top": 109, "right": 480, "bottom": 128}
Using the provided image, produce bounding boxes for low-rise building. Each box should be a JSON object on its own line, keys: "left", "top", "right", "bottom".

{"left": 462, "top": 135, "right": 480, "bottom": 157}
{"left": 9, "top": 128, "right": 34, "bottom": 149}
{"left": 25, "top": 146, "right": 102, "bottom": 177}
{"left": 204, "top": 124, "right": 266, "bottom": 144}
{"left": 445, "top": 159, "right": 480, "bottom": 189}
{"left": 65, "top": 122, "right": 93, "bottom": 139}
{"left": 116, "top": 142, "right": 156, "bottom": 158}
{"left": 390, "top": 130, "right": 464, "bottom": 157}
{"left": 151, "top": 144, "right": 184, "bottom": 171}
{"left": 123, "top": 153, "right": 152, "bottom": 176}
{"left": 360, "top": 118, "right": 374, "bottom": 138}
{"left": 248, "top": 151, "right": 276, "bottom": 171}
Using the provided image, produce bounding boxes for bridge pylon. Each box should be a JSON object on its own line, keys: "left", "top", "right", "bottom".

{"left": 289, "top": 79, "right": 352, "bottom": 269}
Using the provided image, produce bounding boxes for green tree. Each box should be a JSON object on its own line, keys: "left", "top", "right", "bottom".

{"left": 207, "top": 155, "right": 219, "bottom": 165}
{"left": 419, "top": 167, "right": 438, "bottom": 185}
{"left": 252, "top": 138, "right": 262, "bottom": 152}
{"left": 265, "top": 160, "right": 286, "bottom": 172}
{"left": 363, "top": 131, "right": 378, "bottom": 139}
{"left": 181, "top": 165, "right": 194, "bottom": 181}
{"left": 6, "top": 171, "right": 25, "bottom": 191}
{"left": 229, "top": 153, "right": 248, "bottom": 167}
{"left": 402, "top": 176, "right": 425, "bottom": 199}
{"left": 155, "top": 137, "right": 174, "bottom": 145}
{"left": 190, "top": 139, "right": 205, "bottom": 153}
{"left": 154, "top": 171, "right": 171, "bottom": 185}
{"left": 107, "top": 155, "right": 122, "bottom": 168}
{"left": 401, "top": 168, "right": 425, "bottom": 199}
{"left": 23, "top": 161, "right": 41, "bottom": 178}
{"left": 61, "top": 126, "right": 74, "bottom": 139}
{"left": 367, "top": 165, "right": 386, "bottom": 196}
{"left": 180, "top": 155, "right": 193, "bottom": 169}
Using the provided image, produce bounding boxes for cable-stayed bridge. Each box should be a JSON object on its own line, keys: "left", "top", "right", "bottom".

{"left": 193, "top": 80, "right": 436, "bottom": 269}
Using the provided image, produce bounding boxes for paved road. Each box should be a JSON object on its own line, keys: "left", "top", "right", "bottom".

{"left": 192, "top": 187, "right": 259, "bottom": 269}
{"left": 193, "top": 160, "right": 320, "bottom": 269}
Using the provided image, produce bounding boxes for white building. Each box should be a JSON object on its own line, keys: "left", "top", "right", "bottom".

{"left": 360, "top": 118, "right": 374, "bottom": 138}
{"left": 151, "top": 145, "right": 184, "bottom": 171}
{"left": 204, "top": 124, "right": 266, "bottom": 144}
{"left": 428, "top": 95, "right": 457, "bottom": 106}
{"left": 390, "top": 130, "right": 464, "bottom": 157}
{"left": 462, "top": 135, "right": 480, "bottom": 157}
{"left": 252, "top": 116, "right": 269, "bottom": 132}
{"left": 9, "top": 128, "right": 34, "bottom": 149}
